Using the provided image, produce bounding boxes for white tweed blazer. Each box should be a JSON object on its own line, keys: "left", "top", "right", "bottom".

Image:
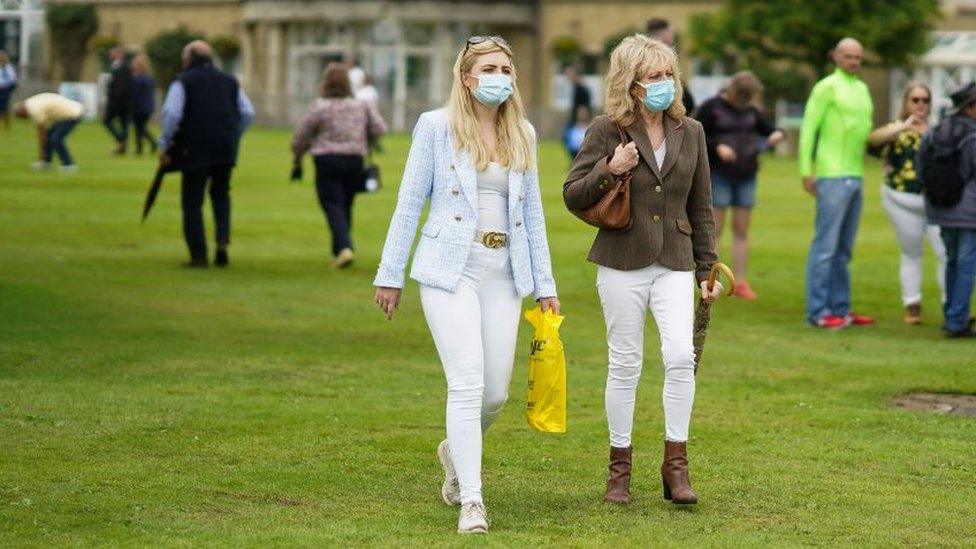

{"left": 373, "top": 108, "right": 557, "bottom": 299}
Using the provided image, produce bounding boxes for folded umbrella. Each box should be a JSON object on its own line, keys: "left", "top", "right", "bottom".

{"left": 693, "top": 262, "right": 735, "bottom": 375}
{"left": 141, "top": 147, "right": 183, "bottom": 223}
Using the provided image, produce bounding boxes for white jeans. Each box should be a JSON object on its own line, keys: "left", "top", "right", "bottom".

{"left": 597, "top": 263, "right": 696, "bottom": 445}
{"left": 420, "top": 244, "right": 522, "bottom": 505}
{"left": 881, "top": 185, "right": 947, "bottom": 305}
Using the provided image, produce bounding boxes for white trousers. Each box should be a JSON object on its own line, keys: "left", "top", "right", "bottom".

{"left": 880, "top": 185, "right": 947, "bottom": 306}
{"left": 597, "top": 263, "right": 696, "bottom": 445}
{"left": 420, "top": 244, "right": 521, "bottom": 505}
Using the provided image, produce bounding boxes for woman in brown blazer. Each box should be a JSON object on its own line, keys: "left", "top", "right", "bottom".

{"left": 563, "top": 34, "right": 721, "bottom": 506}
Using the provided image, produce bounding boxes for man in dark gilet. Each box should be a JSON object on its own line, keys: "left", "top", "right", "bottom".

{"left": 104, "top": 47, "right": 133, "bottom": 154}
{"left": 158, "top": 40, "right": 255, "bottom": 268}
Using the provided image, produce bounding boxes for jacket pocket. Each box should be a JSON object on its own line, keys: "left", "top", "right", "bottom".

{"left": 676, "top": 218, "right": 693, "bottom": 235}
{"left": 421, "top": 222, "right": 441, "bottom": 238}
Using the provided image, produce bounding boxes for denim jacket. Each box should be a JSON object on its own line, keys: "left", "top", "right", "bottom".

{"left": 374, "top": 109, "right": 557, "bottom": 299}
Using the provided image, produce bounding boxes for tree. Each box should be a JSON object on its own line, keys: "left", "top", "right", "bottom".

{"left": 689, "top": 0, "right": 942, "bottom": 101}
{"left": 144, "top": 27, "right": 205, "bottom": 88}
{"left": 46, "top": 4, "right": 99, "bottom": 81}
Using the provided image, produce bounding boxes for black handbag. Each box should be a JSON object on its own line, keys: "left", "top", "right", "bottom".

{"left": 358, "top": 104, "right": 382, "bottom": 194}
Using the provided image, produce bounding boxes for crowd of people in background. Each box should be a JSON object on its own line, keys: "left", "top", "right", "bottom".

{"left": 2, "top": 16, "right": 973, "bottom": 338}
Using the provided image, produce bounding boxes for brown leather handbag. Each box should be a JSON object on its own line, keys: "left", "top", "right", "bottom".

{"left": 571, "top": 124, "right": 633, "bottom": 231}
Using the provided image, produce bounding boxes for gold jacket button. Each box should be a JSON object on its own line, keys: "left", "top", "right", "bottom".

{"left": 653, "top": 214, "right": 661, "bottom": 222}
{"left": 655, "top": 185, "right": 662, "bottom": 193}
{"left": 454, "top": 215, "right": 462, "bottom": 222}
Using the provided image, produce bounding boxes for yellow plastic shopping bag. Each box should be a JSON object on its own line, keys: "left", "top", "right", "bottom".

{"left": 524, "top": 307, "right": 567, "bottom": 433}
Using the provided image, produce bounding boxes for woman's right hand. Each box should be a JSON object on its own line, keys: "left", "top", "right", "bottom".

{"left": 607, "top": 141, "right": 639, "bottom": 176}
{"left": 375, "top": 287, "right": 402, "bottom": 321}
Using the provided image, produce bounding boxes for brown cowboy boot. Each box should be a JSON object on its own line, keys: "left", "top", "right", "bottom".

{"left": 661, "top": 440, "right": 698, "bottom": 504}
{"left": 604, "top": 446, "right": 632, "bottom": 504}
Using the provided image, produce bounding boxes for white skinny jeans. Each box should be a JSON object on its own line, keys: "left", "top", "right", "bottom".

{"left": 597, "top": 263, "right": 696, "bottom": 445}
{"left": 880, "top": 185, "right": 947, "bottom": 306}
{"left": 420, "top": 244, "right": 521, "bottom": 505}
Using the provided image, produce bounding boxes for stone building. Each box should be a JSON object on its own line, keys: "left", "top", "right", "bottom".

{"left": 38, "top": 0, "right": 976, "bottom": 134}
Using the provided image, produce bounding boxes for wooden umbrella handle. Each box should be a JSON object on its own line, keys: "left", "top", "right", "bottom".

{"left": 707, "top": 262, "right": 736, "bottom": 296}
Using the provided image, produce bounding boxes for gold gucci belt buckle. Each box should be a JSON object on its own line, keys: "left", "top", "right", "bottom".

{"left": 481, "top": 231, "right": 508, "bottom": 249}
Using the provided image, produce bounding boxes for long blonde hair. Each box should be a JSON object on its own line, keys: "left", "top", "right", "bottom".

{"left": 446, "top": 38, "right": 533, "bottom": 172}
{"left": 604, "top": 34, "right": 686, "bottom": 126}
{"left": 898, "top": 81, "right": 931, "bottom": 121}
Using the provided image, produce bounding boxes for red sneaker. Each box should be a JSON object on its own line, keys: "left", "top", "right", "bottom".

{"left": 845, "top": 313, "right": 875, "bottom": 326}
{"left": 813, "top": 315, "right": 848, "bottom": 330}
{"left": 733, "top": 280, "right": 758, "bottom": 300}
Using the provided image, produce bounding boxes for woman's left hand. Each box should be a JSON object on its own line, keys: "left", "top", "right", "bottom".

{"left": 539, "top": 297, "right": 561, "bottom": 315}
{"left": 700, "top": 280, "right": 723, "bottom": 303}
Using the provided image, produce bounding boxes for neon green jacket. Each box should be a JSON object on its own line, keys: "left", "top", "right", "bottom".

{"left": 798, "top": 69, "right": 873, "bottom": 178}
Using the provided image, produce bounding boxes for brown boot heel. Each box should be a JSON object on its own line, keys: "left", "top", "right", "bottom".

{"left": 604, "top": 446, "right": 632, "bottom": 504}
{"left": 661, "top": 440, "right": 698, "bottom": 505}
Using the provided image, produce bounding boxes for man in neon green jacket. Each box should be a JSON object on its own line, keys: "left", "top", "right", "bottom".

{"left": 798, "top": 37, "right": 874, "bottom": 329}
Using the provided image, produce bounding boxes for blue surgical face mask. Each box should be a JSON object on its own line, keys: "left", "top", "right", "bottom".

{"left": 638, "top": 79, "right": 675, "bottom": 112}
{"left": 472, "top": 74, "right": 514, "bottom": 108}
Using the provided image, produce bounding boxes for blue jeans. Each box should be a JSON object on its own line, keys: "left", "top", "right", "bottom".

{"left": 940, "top": 228, "right": 976, "bottom": 332}
{"left": 44, "top": 119, "right": 79, "bottom": 166}
{"left": 805, "top": 177, "right": 863, "bottom": 322}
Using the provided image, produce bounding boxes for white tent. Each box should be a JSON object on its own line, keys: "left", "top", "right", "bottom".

{"left": 890, "top": 32, "right": 976, "bottom": 119}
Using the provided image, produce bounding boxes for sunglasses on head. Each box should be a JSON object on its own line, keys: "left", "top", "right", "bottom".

{"left": 465, "top": 35, "right": 509, "bottom": 53}
{"left": 910, "top": 97, "right": 931, "bottom": 104}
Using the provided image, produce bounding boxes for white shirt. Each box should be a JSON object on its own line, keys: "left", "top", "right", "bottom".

{"left": 355, "top": 85, "right": 379, "bottom": 104}
{"left": 24, "top": 93, "right": 83, "bottom": 127}
{"left": 476, "top": 162, "right": 510, "bottom": 232}
{"left": 654, "top": 141, "right": 666, "bottom": 170}
{"left": 348, "top": 66, "right": 366, "bottom": 93}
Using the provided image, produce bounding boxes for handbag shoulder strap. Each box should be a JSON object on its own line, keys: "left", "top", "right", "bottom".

{"left": 613, "top": 123, "right": 634, "bottom": 180}
{"left": 616, "top": 123, "right": 629, "bottom": 145}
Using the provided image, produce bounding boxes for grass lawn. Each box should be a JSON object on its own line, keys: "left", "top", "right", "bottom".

{"left": 1, "top": 121, "right": 974, "bottom": 547}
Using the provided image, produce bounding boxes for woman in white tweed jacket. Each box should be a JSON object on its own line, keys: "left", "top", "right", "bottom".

{"left": 374, "top": 36, "right": 558, "bottom": 535}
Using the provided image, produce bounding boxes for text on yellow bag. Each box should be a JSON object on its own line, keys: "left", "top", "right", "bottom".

{"left": 524, "top": 307, "right": 566, "bottom": 433}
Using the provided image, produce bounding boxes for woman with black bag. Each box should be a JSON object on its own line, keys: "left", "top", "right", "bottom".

{"left": 291, "top": 62, "right": 388, "bottom": 268}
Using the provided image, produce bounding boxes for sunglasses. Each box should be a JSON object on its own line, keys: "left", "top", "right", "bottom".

{"left": 910, "top": 97, "right": 931, "bottom": 104}
{"left": 465, "top": 35, "right": 509, "bottom": 53}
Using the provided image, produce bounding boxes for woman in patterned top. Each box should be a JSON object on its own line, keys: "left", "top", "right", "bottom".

{"left": 291, "top": 62, "right": 388, "bottom": 268}
{"left": 868, "top": 82, "right": 947, "bottom": 324}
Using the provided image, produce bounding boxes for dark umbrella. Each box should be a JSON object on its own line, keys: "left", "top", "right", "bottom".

{"left": 693, "top": 262, "right": 735, "bottom": 375}
{"left": 141, "top": 147, "right": 183, "bottom": 223}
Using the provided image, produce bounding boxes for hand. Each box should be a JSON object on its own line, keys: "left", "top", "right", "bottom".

{"left": 716, "top": 143, "right": 738, "bottom": 163}
{"left": 290, "top": 165, "right": 303, "bottom": 182}
{"left": 607, "top": 141, "right": 639, "bottom": 176}
{"left": 159, "top": 151, "right": 171, "bottom": 167}
{"left": 767, "top": 131, "right": 785, "bottom": 147}
{"left": 375, "top": 287, "right": 402, "bottom": 321}
{"left": 700, "top": 280, "right": 723, "bottom": 303}
{"left": 538, "top": 297, "right": 561, "bottom": 315}
{"left": 802, "top": 177, "right": 817, "bottom": 196}
{"left": 901, "top": 115, "right": 920, "bottom": 130}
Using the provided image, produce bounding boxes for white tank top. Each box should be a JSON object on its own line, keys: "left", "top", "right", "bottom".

{"left": 476, "top": 162, "right": 510, "bottom": 232}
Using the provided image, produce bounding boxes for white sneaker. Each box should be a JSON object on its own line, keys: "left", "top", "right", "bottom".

{"left": 58, "top": 164, "right": 79, "bottom": 174}
{"left": 457, "top": 501, "right": 488, "bottom": 534}
{"left": 31, "top": 161, "right": 51, "bottom": 172}
{"left": 437, "top": 439, "right": 461, "bottom": 506}
{"left": 332, "top": 247, "right": 355, "bottom": 269}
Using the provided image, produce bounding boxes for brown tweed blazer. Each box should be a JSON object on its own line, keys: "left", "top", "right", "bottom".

{"left": 563, "top": 113, "right": 718, "bottom": 282}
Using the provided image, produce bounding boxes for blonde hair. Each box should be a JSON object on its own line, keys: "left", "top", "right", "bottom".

{"left": 604, "top": 34, "right": 686, "bottom": 126}
{"left": 898, "top": 81, "right": 931, "bottom": 121}
{"left": 446, "top": 38, "right": 533, "bottom": 172}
